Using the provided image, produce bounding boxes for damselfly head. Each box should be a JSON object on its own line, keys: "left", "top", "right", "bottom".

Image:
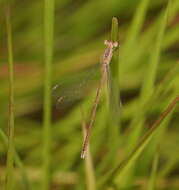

{"left": 104, "top": 40, "right": 110, "bottom": 46}
{"left": 104, "top": 40, "right": 118, "bottom": 49}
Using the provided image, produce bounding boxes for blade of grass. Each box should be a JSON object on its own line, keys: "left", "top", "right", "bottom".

{"left": 109, "top": 17, "right": 120, "bottom": 122}
{"left": 139, "top": 109, "right": 172, "bottom": 174}
{"left": 119, "top": 1, "right": 170, "bottom": 186}
{"left": 42, "top": 0, "right": 54, "bottom": 188}
{"left": 140, "top": 1, "right": 171, "bottom": 103}
{"left": 0, "top": 129, "right": 31, "bottom": 189}
{"left": 127, "top": 63, "right": 179, "bottom": 174}
{"left": 80, "top": 108, "right": 96, "bottom": 190}
{"left": 158, "top": 154, "right": 179, "bottom": 178}
{"left": 139, "top": 94, "right": 179, "bottom": 174}
{"left": 147, "top": 152, "right": 159, "bottom": 190}
{"left": 5, "top": 4, "right": 15, "bottom": 190}
{"left": 98, "top": 95, "right": 179, "bottom": 189}
{"left": 119, "top": 0, "right": 150, "bottom": 76}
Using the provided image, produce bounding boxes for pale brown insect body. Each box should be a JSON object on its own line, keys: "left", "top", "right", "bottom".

{"left": 81, "top": 40, "right": 118, "bottom": 159}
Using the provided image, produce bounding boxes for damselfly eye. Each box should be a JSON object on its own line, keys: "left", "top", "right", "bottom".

{"left": 113, "top": 42, "right": 118, "bottom": 48}
{"left": 104, "top": 40, "right": 110, "bottom": 45}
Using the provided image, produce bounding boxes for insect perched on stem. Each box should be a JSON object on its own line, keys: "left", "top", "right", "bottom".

{"left": 81, "top": 40, "right": 118, "bottom": 159}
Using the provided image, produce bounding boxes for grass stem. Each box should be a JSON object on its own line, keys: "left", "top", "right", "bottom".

{"left": 42, "top": 0, "right": 54, "bottom": 189}
{"left": 98, "top": 95, "right": 179, "bottom": 188}
{"left": 80, "top": 108, "right": 96, "bottom": 190}
{"left": 5, "top": 5, "right": 15, "bottom": 190}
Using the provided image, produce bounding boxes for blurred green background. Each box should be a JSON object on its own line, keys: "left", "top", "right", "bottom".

{"left": 0, "top": 0, "right": 179, "bottom": 189}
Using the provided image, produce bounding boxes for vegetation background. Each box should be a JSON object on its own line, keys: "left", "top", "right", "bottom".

{"left": 0, "top": 0, "right": 179, "bottom": 189}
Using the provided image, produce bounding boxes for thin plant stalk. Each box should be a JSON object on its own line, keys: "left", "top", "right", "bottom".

{"left": 80, "top": 108, "right": 96, "bottom": 190}
{"left": 127, "top": 0, "right": 170, "bottom": 153}
{"left": 42, "top": 0, "right": 54, "bottom": 189}
{"left": 98, "top": 95, "right": 179, "bottom": 188}
{"left": 119, "top": 0, "right": 150, "bottom": 76}
{"left": 0, "top": 129, "right": 31, "bottom": 189}
{"left": 5, "top": 5, "right": 15, "bottom": 190}
{"left": 147, "top": 152, "right": 159, "bottom": 190}
{"left": 107, "top": 17, "right": 120, "bottom": 129}
{"left": 119, "top": 2, "right": 170, "bottom": 186}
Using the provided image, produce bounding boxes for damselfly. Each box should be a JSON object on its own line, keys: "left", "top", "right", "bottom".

{"left": 81, "top": 40, "right": 118, "bottom": 158}
{"left": 53, "top": 40, "right": 119, "bottom": 158}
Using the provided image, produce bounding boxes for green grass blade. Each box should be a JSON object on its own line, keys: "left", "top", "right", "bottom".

{"left": 103, "top": 17, "right": 120, "bottom": 168}
{"left": 0, "top": 129, "right": 31, "bottom": 189}
{"left": 140, "top": 2, "right": 171, "bottom": 102}
{"left": 159, "top": 154, "right": 179, "bottom": 178}
{"left": 125, "top": 0, "right": 170, "bottom": 163}
{"left": 81, "top": 108, "right": 96, "bottom": 190}
{"left": 109, "top": 17, "right": 120, "bottom": 122}
{"left": 120, "top": 2, "right": 170, "bottom": 186}
{"left": 119, "top": 0, "right": 150, "bottom": 75}
{"left": 84, "top": 137, "right": 96, "bottom": 190}
{"left": 98, "top": 96, "right": 179, "bottom": 189}
{"left": 42, "top": 0, "right": 54, "bottom": 188}
{"left": 147, "top": 153, "right": 159, "bottom": 190}
{"left": 5, "top": 5, "right": 15, "bottom": 190}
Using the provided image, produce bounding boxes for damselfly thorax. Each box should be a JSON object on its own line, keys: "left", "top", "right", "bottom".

{"left": 103, "top": 40, "right": 118, "bottom": 66}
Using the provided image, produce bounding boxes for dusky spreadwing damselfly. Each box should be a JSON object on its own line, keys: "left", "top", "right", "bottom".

{"left": 53, "top": 40, "right": 119, "bottom": 159}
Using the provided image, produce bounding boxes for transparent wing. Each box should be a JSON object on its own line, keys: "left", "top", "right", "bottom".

{"left": 52, "top": 65, "right": 100, "bottom": 109}
{"left": 106, "top": 64, "right": 121, "bottom": 115}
